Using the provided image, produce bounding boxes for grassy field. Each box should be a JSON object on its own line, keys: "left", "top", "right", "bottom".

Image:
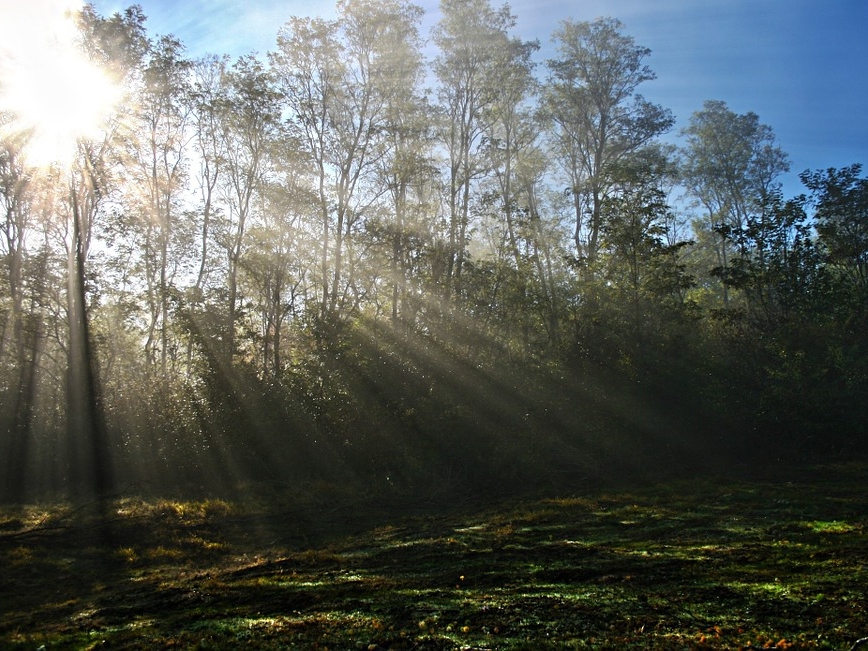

{"left": 1, "top": 464, "right": 867, "bottom": 649}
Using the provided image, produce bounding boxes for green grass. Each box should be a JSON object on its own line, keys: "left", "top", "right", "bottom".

{"left": 1, "top": 465, "right": 867, "bottom": 649}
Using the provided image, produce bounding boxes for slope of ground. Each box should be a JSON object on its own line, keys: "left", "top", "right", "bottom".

{"left": 1, "top": 464, "right": 866, "bottom": 649}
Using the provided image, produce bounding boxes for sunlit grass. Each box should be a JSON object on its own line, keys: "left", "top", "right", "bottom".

{"left": 1, "top": 470, "right": 868, "bottom": 648}
{"left": 144, "top": 545, "right": 186, "bottom": 560}
{"left": 153, "top": 498, "right": 237, "bottom": 521}
{"left": 807, "top": 520, "right": 860, "bottom": 534}
{"left": 116, "top": 546, "right": 138, "bottom": 563}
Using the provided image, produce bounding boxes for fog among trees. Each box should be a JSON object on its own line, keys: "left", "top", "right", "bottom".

{"left": 1, "top": 0, "right": 866, "bottom": 502}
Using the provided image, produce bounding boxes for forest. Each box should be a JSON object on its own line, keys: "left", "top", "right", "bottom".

{"left": 0, "top": 0, "right": 866, "bottom": 505}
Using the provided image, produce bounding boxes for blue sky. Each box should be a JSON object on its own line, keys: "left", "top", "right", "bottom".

{"left": 87, "top": 0, "right": 867, "bottom": 198}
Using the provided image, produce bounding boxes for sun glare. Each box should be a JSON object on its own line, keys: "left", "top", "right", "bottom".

{"left": 0, "top": 0, "right": 121, "bottom": 169}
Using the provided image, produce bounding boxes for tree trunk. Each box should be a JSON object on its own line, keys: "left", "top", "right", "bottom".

{"left": 67, "top": 180, "right": 113, "bottom": 499}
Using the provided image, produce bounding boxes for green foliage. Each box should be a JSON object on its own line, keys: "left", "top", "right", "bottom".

{"left": 0, "top": 0, "right": 865, "bottom": 504}
{"left": 802, "top": 164, "right": 868, "bottom": 304}
{"left": 699, "top": 181, "right": 868, "bottom": 458}
{"left": 544, "top": 17, "right": 674, "bottom": 261}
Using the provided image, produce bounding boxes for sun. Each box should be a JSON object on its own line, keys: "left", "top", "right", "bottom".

{"left": 0, "top": 0, "right": 121, "bottom": 169}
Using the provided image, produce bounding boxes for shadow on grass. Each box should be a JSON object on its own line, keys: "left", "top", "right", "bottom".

{"left": 1, "top": 464, "right": 867, "bottom": 649}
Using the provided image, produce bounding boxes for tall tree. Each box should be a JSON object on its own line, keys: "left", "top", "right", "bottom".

{"left": 800, "top": 166, "right": 868, "bottom": 442}
{"left": 369, "top": 0, "right": 430, "bottom": 328}
{"left": 521, "top": 157, "right": 568, "bottom": 348}
{"left": 241, "top": 142, "right": 316, "bottom": 376}
{"left": 333, "top": 0, "right": 426, "bottom": 316}
{"left": 680, "top": 100, "right": 789, "bottom": 306}
{"left": 588, "top": 184, "right": 693, "bottom": 376}
{"left": 272, "top": 16, "right": 341, "bottom": 322}
{"left": 802, "top": 164, "right": 868, "bottom": 303}
{"left": 0, "top": 127, "right": 31, "bottom": 381}
{"left": 273, "top": 0, "right": 425, "bottom": 322}
{"left": 189, "top": 54, "right": 229, "bottom": 298}
{"left": 63, "top": 142, "right": 115, "bottom": 497}
{"left": 713, "top": 191, "right": 823, "bottom": 324}
{"left": 0, "top": 123, "right": 47, "bottom": 500}
{"left": 485, "top": 36, "right": 539, "bottom": 271}
{"left": 432, "top": 0, "right": 518, "bottom": 299}
{"left": 214, "top": 55, "right": 282, "bottom": 363}
{"left": 543, "top": 17, "right": 673, "bottom": 263}
{"left": 62, "top": 4, "right": 147, "bottom": 498}
{"left": 124, "top": 35, "right": 192, "bottom": 374}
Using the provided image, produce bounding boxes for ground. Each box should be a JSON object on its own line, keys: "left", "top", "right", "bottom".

{"left": 1, "top": 464, "right": 867, "bottom": 649}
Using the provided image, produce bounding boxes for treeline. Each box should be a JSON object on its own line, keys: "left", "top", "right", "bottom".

{"left": 1, "top": 0, "right": 866, "bottom": 501}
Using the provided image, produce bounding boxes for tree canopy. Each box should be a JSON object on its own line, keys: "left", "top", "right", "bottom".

{"left": 0, "top": 0, "right": 864, "bottom": 502}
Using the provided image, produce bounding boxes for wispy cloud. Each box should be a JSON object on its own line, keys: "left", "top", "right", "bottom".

{"left": 98, "top": 0, "right": 339, "bottom": 56}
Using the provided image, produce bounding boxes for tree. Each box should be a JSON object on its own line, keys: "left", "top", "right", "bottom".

{"left": 274, "top": 0, "right": 425, "bottom": 323}
{"left": 63, "top": 142, "right": 115, "bottom": 497}
{"left": 522, "top": 163, "right": 570, "bottom": 349}
{"left": 432, "top": 0, "right": 519, "bottom": 299}
{"left": 680, "top": 100, "right": 789, "bottom": 306}
{"left": 705, "top": 188, "right": 865, "bottom": 455}
{"left": 476, "top": 32, "right": 543, "bottom": 349}
{"left": 710, "top": 192, "right": 824, "bottom": 324}
{"left": 189, "top": 54, "right": 229, "bottom": 298}
{"left": 334, "top": 0, "right": 428, "bottom": 318}
{"left": 241, "top": 143, "right": 316, "bottom": 377}
{"left": 214, "top": 55, "right": 282, "bottom": 364}
{"left": 272, "top": 16, "right": 340, "bottom": 324}
{"left": 42, "top": 4, "right": 148, "bottom": 499}
{"left": 0, "top": 121, "right": 51, "bottom": 500}
{"left": 543, "top": 17, "right": 673, "bottom": 263}
{"left": 801, "top": 164, "right": 868, "bottom": 303}
{"left": 483, "top": 32, "right": 539, "bottom": 270}
{"left": 577, "top": 184, "right": 693, "bottom": 378}
{"left": 123, "top": 35, "right": 193, "bottom": 375}
{"left": 800, "top": 166, "right": 868, "bottom": 447}
{"left": 367, "top": 0, "right": 431, "bottom": 328}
